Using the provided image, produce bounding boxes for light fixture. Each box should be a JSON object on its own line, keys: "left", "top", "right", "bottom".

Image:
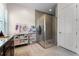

{"left": 49, "top": 9, "right": 52, "bottom": 12}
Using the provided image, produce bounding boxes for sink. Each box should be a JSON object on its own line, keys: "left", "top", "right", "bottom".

{"left": 0, "top": 38, "right": 8, "bottom": 47}
{"left": 0, "top": 35, "right": 14, "bottom": 47}
{"left": 0, "top": 40, "right": 5, "bottom": 47}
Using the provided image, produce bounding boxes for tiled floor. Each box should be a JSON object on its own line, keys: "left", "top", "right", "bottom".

{"left": 14, "top": 43, "right": 79, "bottom": 56}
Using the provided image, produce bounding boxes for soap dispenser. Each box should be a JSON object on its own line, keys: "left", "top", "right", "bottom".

{"left": 0, "top": 30, "right": 4, "bottom": 37}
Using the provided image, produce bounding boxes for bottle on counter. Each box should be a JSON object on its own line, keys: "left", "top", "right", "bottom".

{"left": 0, "top": 30, "right": 4, "bottom": 37}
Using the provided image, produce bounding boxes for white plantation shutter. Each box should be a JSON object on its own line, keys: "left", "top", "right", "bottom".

{"left": 0, "top": 4, "right": 8, "bottom": 35}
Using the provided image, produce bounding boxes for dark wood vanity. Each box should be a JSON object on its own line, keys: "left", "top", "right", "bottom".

{"left": 0, "top": 36, "right": 14, "bottom": 56}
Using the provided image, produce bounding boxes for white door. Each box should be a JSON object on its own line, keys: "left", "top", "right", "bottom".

{"left": 58, "top": 4, "right": 76, "bottom": 52}
{"left": 57, "top": 10, "right": 65, "bottom": 46}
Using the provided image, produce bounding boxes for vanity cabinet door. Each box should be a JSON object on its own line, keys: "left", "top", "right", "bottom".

{"left": 0, "top": 47, "right": 3, "bottom": 56}
{"left": 5, "top": 48, "right": 11, "bottom": 56}
{"left": 10, "top": 40, "right": 14, "bottom": 56}
{"left": 4, "top": 39, "right": 14, "bottom": 56}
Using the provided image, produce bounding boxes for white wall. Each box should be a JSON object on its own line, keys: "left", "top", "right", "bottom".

{"left": 7, "top": 4, "right": 35, "bottom": 34}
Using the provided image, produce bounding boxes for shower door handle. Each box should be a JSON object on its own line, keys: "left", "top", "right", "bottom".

{"left": 59, "top": 32, "right": 62, "bottom": 34}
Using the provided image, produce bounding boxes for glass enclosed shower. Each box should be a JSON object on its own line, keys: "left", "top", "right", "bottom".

{"left": 35, "top": 10, "right": 57, "bottom": 48}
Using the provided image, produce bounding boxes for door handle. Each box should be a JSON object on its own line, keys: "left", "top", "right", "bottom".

{"left": 59, "top": 32, "right": 62, "bottom": 34}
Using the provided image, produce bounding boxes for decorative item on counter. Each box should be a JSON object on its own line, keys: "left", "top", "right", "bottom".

{"left": 0, "top": 30, "right": 4, "bottom": 37}
{"left": 29, "top": 25, "right": 36, "bottom": 33}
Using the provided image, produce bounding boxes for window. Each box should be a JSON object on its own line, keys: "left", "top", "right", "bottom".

{"left": 0, "top": 4, "right": 8, "bottom": 35}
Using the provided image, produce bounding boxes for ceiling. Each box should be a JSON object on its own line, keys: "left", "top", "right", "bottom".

{"left": 7, "top": 3, "right": 57, "bottom": 15}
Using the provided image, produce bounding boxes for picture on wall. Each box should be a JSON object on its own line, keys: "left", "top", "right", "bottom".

{"left": 15, "top": 24, "right": 28, "bottom": 34}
